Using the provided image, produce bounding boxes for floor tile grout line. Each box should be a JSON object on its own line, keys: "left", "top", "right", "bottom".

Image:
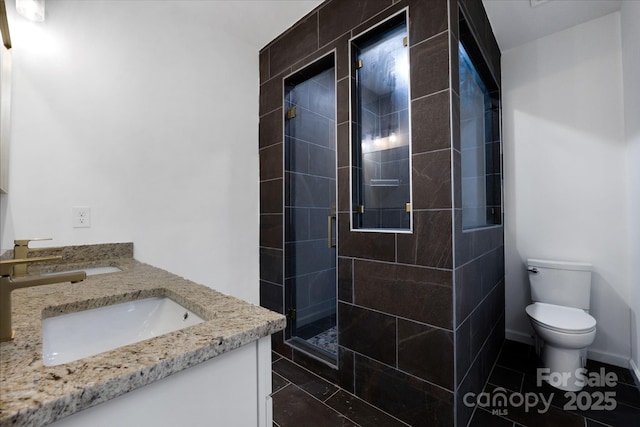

{"left": 272, "top": 371, "right": 290, "bottom": 391}
{"left": 474, "top": 407, "right": 522, "bottom": 427}
{"left": 323, "top": 388, "right": 341, "bottom": 404}
{"left": 326, "top": 388, "right": 412, "bottom": 427}
{"left": 521, "top": 372, "right": 640, "bottom": 414}
{"left": 487, "top": 380, "right": 520, "bottom": 394}
{"left": 282, "top": 381, "right": 362, "bottom": 427}
{"left": 322, "top": 388, "right": 406, "bottom": 427}
{"left": 270, "top": 381, "right": 294, "bottom": 399}
{"left": 581, "top": 412, "right": 614, "bottom": 427}
{"left": 581, "top": 400, "right": 640, "bottom": 413}
{"left": 617, "top": 379, "right": 640, "bottom": 387}
{"left": 469, "top": 344, "right": 518, "bottom": 427}
{"left": 273, "top": 357, "right": 412, "bottom": 426}
{"left": 277, "top": 338, "right": 640, "bottom": 427}
{"left": 273, "top": 356, "right": 336, "bottom": 391}
{"left": 487, "top": 343, "right": 640, "bottom": 427}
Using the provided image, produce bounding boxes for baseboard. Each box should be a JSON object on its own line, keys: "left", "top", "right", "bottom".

{"left": 587, "top": 349, "right": 629, "bottom": 369}
{"left": 630, "top": 358, "right": 640, "bottom": 389}
{"left": 505, "top": 329, "right": 534, "bottom": 345}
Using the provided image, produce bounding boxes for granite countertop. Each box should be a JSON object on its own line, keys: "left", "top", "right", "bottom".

{"left": 0, "top": 243, "right": 286, "bottom": 426}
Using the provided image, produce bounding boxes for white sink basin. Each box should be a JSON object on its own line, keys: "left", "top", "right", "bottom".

{"left": 80, "top": 266, "right": 122, "bottom": 275}
{"left": 42, "top": 297, "right": 204, "bottom": 366}
{"left": 43, "top": 266, "right": 122, "bottom": 276}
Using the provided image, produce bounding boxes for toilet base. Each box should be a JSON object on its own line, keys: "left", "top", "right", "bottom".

{"left": 541, "top": 344, "right": 587, "bottom": 392}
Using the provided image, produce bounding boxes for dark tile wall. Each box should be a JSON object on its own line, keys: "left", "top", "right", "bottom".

{"left": 259, "top": 1, "right": 503, "bottom": 426}
{"left": 451, "top": 1, "right": 504, "bottom": 426}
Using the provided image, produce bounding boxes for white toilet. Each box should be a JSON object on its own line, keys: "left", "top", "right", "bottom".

{"left": 525, "top": 259, "right": 597, "bottom": 391}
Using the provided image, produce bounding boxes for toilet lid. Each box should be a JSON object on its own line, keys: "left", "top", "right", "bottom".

{"left": 526, "top": 302, "right": 596, "bottom": 333}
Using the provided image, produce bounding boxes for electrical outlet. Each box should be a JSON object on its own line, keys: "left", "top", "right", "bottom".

{"left": 72, "top": 207, "right": 91, "bottom": 228}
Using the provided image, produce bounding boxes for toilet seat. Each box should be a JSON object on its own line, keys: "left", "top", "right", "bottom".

{"left": 526, "top": 302, "right": 596, "bottom": 334}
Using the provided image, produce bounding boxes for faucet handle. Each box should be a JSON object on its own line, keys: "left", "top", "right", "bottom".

{"left": 12, "top": 239, "right": 57, "bottom": 278}
{"left": 14, "top": 238, "right": 53, "bottom": 247}
{"left": 0, "top": 256, "right": 63, "bottom": 276}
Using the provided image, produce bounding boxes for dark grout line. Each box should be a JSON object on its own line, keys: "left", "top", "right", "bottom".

{"left": 473, "top": 341, "right": 640, "bottom": 427}
{"left": 273, "top": 354, "right": 336, "bottom": 392}
{"left": 275, "top": 338, "right": 639, "bottom": 427}
{"left": 323, "top": 388, "right": 341, "bottom": 404}
{"left": 281, "top": 382, "right": 362, "bottom": 427}
{"left": 272, "top": 356, "right": 410, "bottom": 426}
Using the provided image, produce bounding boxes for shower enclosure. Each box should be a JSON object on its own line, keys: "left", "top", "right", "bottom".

{"left": 283, "top": 55, "right": 337, "bottom": 362}
{"left": 259, "top": 2, "right": 504, "bottom": 425}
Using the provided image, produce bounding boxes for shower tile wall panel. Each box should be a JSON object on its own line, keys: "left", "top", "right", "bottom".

{"left": 259, "top": 108, "right": 283, "bottom": 149}
{"left": 451, "top": 1, "right": 504, "bottom": 426}
{"left": 259, "top": 0, "right": 504, "bottom": 426}
{"left": 260, "top": 280, "right": 283, "bottom": 314}
{"left": 339, "top": 302, "right": 397, "bottom": 366}
{"left": 412, "top": 149, "right": 452, "bottom": 210}
{"left": 411, "top": 90, "right": 451, "bottom": 153}
{"left": 353, "top": 259, "right": 453, "bottom": 329}
{"left": 396, "top": 209, "right": 453, "bottom": 268}
{"left": 397, "top": 319, "right": 454, "bottom": 390}
{"left": 317, "top": 0, "right": 394, "bottom": 46}
{"left": 354, "top": 355, "right": 454, "bottom": 427}
{"left": 268, "top": 14, "right": 319, "bottom": 76}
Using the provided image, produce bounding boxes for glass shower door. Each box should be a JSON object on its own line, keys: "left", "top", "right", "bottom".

{"left": 284, "top": 58, "right": 337, "bottom": 362}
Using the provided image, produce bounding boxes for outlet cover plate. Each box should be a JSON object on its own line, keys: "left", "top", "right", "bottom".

{"left": 72, "top": 207, "right": 91, "bottom": 228}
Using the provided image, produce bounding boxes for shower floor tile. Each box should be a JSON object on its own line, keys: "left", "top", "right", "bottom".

{"left": 306, "top": 326, "right": 338, "bottom": 356}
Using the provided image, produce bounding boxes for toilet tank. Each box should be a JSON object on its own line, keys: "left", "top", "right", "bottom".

{"left": 527, "top": 259, "right": 593, "bottom": 310}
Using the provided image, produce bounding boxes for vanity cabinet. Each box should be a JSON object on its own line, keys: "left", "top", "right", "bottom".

{"left": 49, "top": 337, "right": 273, "bottom": 427}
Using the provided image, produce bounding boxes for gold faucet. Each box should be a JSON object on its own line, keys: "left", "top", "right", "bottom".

{"left": 12, "top": 238, "right": 63, "bottom": 277}
{"left": 0, "top": 242, "right": 86, "bottom": 342}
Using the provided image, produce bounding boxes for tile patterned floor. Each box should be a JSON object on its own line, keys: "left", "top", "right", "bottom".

{"left": 271, "top": 353, "right": 408, "bottom": 427}
{"left": 477, "top": 340, "right": 640, "bottom": 427}
{"left": 272, "top": 340, "right": 640, "bottom": 427}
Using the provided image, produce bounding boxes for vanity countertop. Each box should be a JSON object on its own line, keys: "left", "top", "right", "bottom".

{"left": 0, "top": 243, "right": 286, "bottom": 426}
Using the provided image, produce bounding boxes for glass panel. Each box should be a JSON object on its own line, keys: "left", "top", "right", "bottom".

{"left": 351, "top": 14, "right": 411, "bottom": 230}
{"left": 459, "top": 14, "right": 501, "bottom": 230}
{"left": 284, "top": 58, "right": 337, "bottom": 363}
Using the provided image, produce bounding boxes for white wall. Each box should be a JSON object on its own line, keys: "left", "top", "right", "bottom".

{"left": 503, "top": 12, "right": 630, "bottom": 366}
{"left": 0, "top": 1, "right": 320, "bottom": 304}
{"left": 620, "top": 0, "right": 640, "bottom": 381}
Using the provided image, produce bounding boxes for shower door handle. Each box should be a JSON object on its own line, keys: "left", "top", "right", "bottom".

{"left": 327, "top": 215, "right": 336, "bottom": 248}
